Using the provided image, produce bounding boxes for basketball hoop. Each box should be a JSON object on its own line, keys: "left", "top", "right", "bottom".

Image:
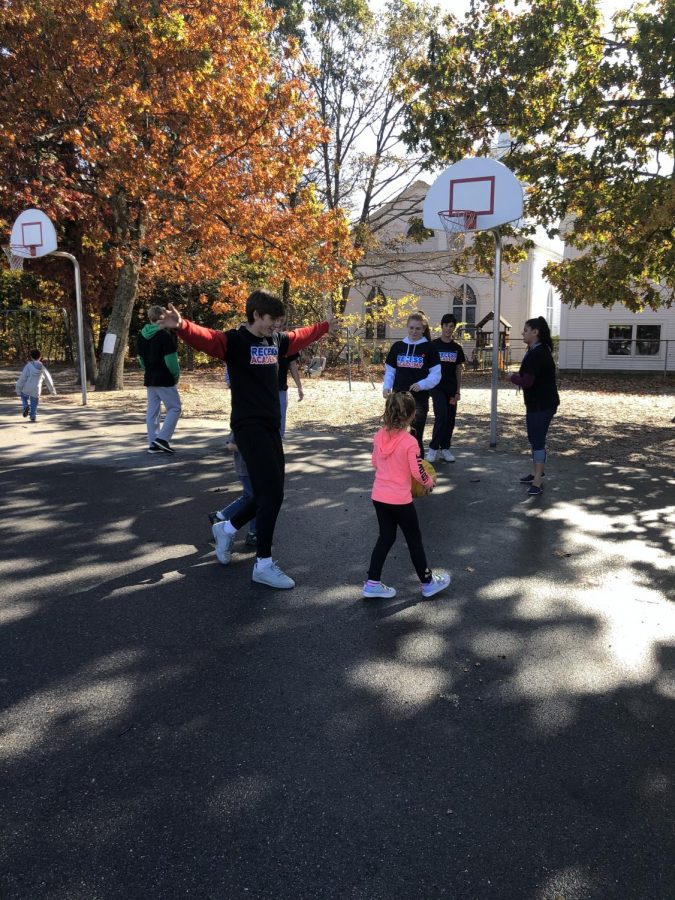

{"left": 438, "top": 209, "right": 478, "bottom": 252}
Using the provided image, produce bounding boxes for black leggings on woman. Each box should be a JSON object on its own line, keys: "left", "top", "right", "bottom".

{"left": 410, "top": 391, "right": 430, "bottom": 458}
{"left": 367, "top": 500, "right": 432, "bottom": 583}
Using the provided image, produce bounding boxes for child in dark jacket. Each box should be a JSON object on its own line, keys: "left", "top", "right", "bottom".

{"left": 137, "top": 305, "right": 182, "bottom": 454}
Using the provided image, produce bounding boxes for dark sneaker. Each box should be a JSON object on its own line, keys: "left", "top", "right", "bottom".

{"left": 244, "top": 532, "right": 257, "bottom": 547}
{"left": 153, "top": 438, "right": 175, "bottom": 453}
{"left": 147, "top": 445, "right": 164, "bottom": 454}
{"left": 519, "top": 473, "right": 545, "bottom": 483}
{"left": 527, "top": 484, "right": 543, "bottom": 496}
{"left": 22, "top": 406, "right": 29, "bottom": 418}
{"left": 208, "top": 511, "right": 224, "bottom": 526}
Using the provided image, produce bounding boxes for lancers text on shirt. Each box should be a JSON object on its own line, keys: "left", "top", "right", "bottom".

{"left": 250, "top": 346, "right": 278, "bottom": 365}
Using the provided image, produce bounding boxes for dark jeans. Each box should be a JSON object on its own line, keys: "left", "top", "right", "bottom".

{"left": 525, "top": 408, "right": 556, "bottom": 464}
{"left": 410, "top": 391, "right": 429, "bottom": 458}
{"left": 230, "top": 423, "right": 285, "bottom": 558}
{"left": 429, "top": 389, "right": 458, "bottom": 450}
{"left": 368, "top": 500, "right": 431, "bottom": 583}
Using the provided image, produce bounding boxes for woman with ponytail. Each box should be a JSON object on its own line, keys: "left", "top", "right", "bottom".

{"left": 506, "top": 316, "right": 559, "bottom": 496}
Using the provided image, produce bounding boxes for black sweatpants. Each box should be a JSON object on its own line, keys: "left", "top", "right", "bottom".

{"left": 410, "top": 391, "right": 430, "bottom": 458}
{"left": 230, "top": 422, "right": 284, "bottom": 558}
{"left": 367, "top": 500, "right": 431, "bottom": 583}
{"left": 429, "top": 388, "right": 458, "bottom": 450}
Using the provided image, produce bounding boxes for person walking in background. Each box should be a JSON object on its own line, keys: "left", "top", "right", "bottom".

{"left": 278, "top": 348, "right": 304, "bottom": 438}
{"left": 506, "top": 316, "right": 560, "bottom": 496}
{"left": 428, "top": 313, "right": 466, "bottom": 463}
{"left": 15, "top": 348, "right": 56, "bottom": 422}
{"left": 209, "top": 433, "right": 257, "bottom": 549}
{"left": 362, "top": 391, "right": 451, "bottom": 601}
{"left": 383, "top": 310, "right": 441, "bottom": 458}
{"left": 158, "top": 290, "right": 338, "bottom": 590}
{"left": 137, "top": 305, "right": 182, "bottom": 454}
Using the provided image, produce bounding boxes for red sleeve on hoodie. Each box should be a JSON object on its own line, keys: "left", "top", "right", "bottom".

{"left": 177, "top": 319, "right": 228, "bottom": 359}
{"left": 285, "top": 322, "right": 329, "bottom": 356}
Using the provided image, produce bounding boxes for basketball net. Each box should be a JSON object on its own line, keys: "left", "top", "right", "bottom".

{"left": 437, "top": 210, "right": 478, "bottom": 252}
{"left": 2, "top": 244, "right": 36, "bottom": 271}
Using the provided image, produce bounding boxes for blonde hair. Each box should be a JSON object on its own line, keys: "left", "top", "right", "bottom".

{"left": 407, "top": 310, "right": 431, "bottom": 340}
{"left": 383, "top": 391, "right": 416, "bottom": 431}
{"left": 147, "top": 305, "right": 165, "bottom": 323}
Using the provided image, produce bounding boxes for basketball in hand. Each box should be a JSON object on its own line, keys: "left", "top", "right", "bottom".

{"left": 411, "top": 459, "right": 437, "bottom": 498}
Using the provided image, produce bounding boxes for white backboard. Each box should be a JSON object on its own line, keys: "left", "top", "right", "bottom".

{"left": 9, "top": 209, "right": 58, "bottom": 257}
{"left": 423, "top": 157, "right": 523, "bottom": 232}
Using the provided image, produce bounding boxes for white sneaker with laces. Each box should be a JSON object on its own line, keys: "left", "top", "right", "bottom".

{"left": 252, "top": 561, "right": 295, "bottom": 589}
{"left": 421, "top": 571, "right": 451, "bottom": 599}
{"left": 440, "top": 449, "right": 455, "bottom": 462}
{"left": 426, "top": 448, "right": 438, "bottom": 462}
{"left": 212, "top": 521, "right": 235, "bottom": 565}
{"left": 362, "top": 581, "right": 397, "bottom": 599}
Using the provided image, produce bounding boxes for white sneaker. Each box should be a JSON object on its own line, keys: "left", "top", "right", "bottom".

{"left": 212, "top": 521, "right": 235, "bottom": 565}
{"left": 426, "top": 448, "right": 438, "bottom": 462}
{"left": 440, "top": 449, "right": 455, "bottom": 462}
{"left": 421, "top": 571, "right": 451, "bottom": 599}
{"left": 252, "top": 561, "right": 295, "bottom": 589}
{"left": 362, "top": 581, "right": 397, "bottom": 599}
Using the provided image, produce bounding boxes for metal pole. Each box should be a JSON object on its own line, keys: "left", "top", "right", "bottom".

{"left": 52, "top": 251, "right": 87, "bottom": 406}
{"left": 489, "top": 229, "right": 502, "bottom": 448}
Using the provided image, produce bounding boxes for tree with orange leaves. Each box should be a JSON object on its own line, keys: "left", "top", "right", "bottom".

{"left": 0, "top": 0, "right": 355, "bottom": 389}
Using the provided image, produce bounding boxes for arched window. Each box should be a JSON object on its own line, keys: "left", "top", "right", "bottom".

{"left": 452, "top": 284, "right": 477, "bottom": 336}
{"left": 545, "top": 288, "right": 554, "bottom": 324}
{"left": 364, "top": 287, "right": 387, "bottom": 340}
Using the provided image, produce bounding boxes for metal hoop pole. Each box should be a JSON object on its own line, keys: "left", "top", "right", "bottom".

{"left": 53, "top": 251, "right": 87, "bottom": 406}
{"left": 489, "top": 229, "right": 502, "bottom": 448}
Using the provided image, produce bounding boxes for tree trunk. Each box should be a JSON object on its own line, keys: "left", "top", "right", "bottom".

{"left": 83, "top": 311, "right": 98, "bottom": 383}
{"left": 94, "top": 256, "right": 140, "bottom": 390}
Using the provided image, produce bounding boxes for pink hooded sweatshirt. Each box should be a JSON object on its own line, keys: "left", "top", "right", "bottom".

{"left": 371, "top": 427, "right": 432, "bottom": 504}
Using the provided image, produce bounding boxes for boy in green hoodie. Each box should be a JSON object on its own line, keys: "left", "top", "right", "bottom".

{"left": 137, "top": 305, "right": 182, "bottom": 453}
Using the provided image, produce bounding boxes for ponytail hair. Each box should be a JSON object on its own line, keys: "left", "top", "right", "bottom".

{"left": 383, "top": 391, "right": 416, "bottom": 431}
{"left": 525, "top": 316, "right": 553, "bottom": 351}
{"left": 408, "top": 310, "right": 431, "bottom": 341}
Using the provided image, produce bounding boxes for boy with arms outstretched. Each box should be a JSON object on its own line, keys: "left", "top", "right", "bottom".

{"left": 159, "top": 291, "right": 338, "bottom": 589}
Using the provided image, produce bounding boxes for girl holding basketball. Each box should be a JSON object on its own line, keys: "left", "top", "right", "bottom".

{"left": 383, "top": 311, "right": 441, "bottom": 458}
{"left": 362, "top": 391, "right": 451, "bottom": 600}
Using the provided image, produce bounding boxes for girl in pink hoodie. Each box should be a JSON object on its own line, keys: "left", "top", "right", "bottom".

{"left": 363, "top": 392, "right": 451, "bottom": 600}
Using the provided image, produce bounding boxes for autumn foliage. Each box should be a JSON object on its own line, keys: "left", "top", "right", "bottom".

{"left": 0, "top": 0, "right": 355, "bottom": 387}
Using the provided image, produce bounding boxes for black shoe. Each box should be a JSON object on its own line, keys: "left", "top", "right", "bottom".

{"left": 527, "top": 484, "right": 544, "bottom": 496}
{"left": 153, "top": 438, "right": 175, "bottom": 453}
{"left": 147, "top": 446, "right": 164, "bottom": 454}
{"left": 245, "top": 532, "right": 257, "bottom": 547}
{"left": 22, "top": 406, "right": 29, "bottom": 418}
{"left": 208, "top": 512, "right": 222, "bottom": 526}
{"left": 519, "top": 473, "right": 545, "bottom": 483}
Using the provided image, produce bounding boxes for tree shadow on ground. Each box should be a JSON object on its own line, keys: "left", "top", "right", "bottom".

{"left": 0, "top": 431, "right": 673, "bottom": 899}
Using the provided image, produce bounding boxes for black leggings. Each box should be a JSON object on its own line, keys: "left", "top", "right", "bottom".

{"left": 368, "top": 500, "right": 431, "bottom": 583}
{"left": 230, "top": 423, "right": 285, "bottom": 558}
{"left": 429, "top": 389, "right": 458, "bottom": 450}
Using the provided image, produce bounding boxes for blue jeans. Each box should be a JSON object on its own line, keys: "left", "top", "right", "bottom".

{"left": 526, "top": 408, "right": 556, "bottom": 463}
{"left": 21, "top": 393, "right": 39, "bottom": 421}
{"left": 220, "top": 475, "right": 256, "bottom": 534}
{"left": 279, "top": 389, "right": 288, "bottom": 438}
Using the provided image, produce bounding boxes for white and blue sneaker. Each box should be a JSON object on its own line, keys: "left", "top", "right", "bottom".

{"left": 362, "top": 581, "right": 397, "bottom": 599}
{"left": 421, "top": 571, "right": 451, "bottom": 599}
{"left": 252, "top": 561, "right": 295, "bottom": 589}
{"left": 212, "top": 521, "right": 235, "bottom": 565}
